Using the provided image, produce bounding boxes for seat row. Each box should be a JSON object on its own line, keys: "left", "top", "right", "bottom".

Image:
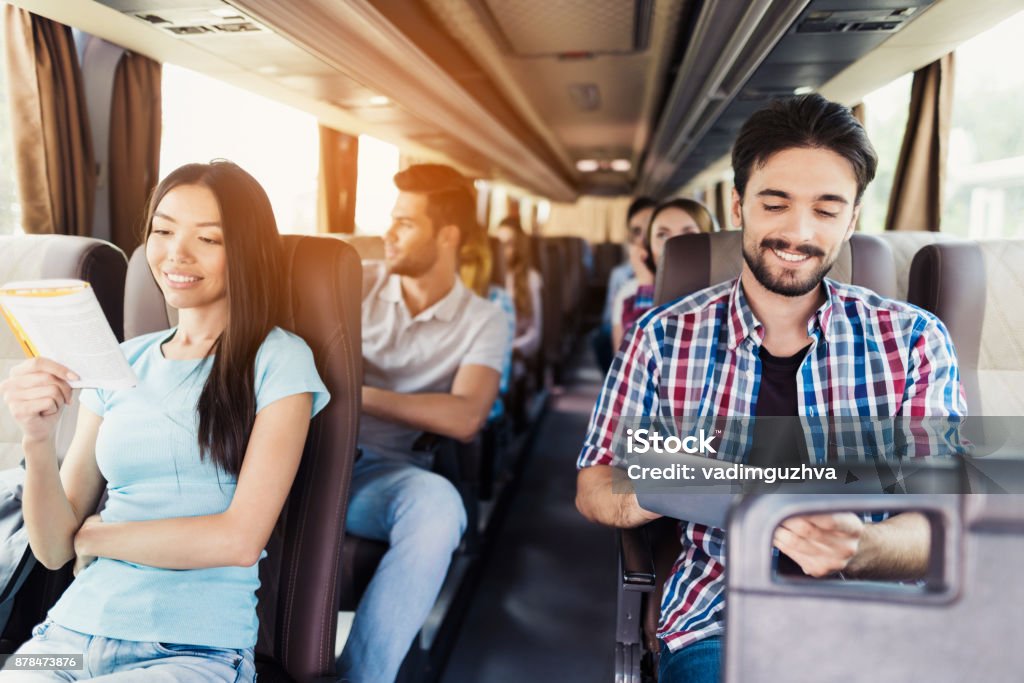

{"left": 0, "top": 228, "right": 600, "bottom": 682}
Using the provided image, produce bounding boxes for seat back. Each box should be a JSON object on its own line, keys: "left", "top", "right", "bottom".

{"left": 655, "top": 231, "right": 897, "bottom": 306}
{"left": 124, "top": 235, "right": 362, "bottom": 681}
{"left": 909, "top": 239, "right": 1024, "bottom": 416}
{"left": 536, "top": 237, "right": 569, "bottom": 370}
{"left": 339, "top": 234, "right": 385, "bottom": 260}
{"left": 592, "top": 242, "right": 624, "bottom": 286}
{"left": 876, "top": 231, "right": 956, "bottom": 301}
{"left": 725, "top": 494, "right": 1023, "bottom": 682}
{"left": 0, "top": 235, "right": 127, "bottom": 469}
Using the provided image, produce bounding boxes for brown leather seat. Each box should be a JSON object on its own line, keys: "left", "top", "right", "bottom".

{"left": 655, "top": 231, "right": 898, "bottom": 306}
{"left": 908, "top": 239, "right": 1024, "bottom": 417}
{"left": 538, "top": 237, "right": 565, "bottom": 373}
{"left": 592, "top": 242, "right": 625, "bottom": 286}
{"left": 339, "top": 234, "right": 385, "bottom": 261}
{"left": 125, "top": 235, "right": 362, "bottom": 682}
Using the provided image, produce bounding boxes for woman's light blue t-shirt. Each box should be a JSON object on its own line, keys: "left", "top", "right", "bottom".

{"left": 48, "top": 327, "right": 330, "bottom": 649}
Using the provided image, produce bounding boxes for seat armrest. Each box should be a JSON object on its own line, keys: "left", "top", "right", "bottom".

{"left": 414, "top": 433, "right": 482, "bottom": 483}
{"left": 620, "top": 527, "right": 656, "bottom": 591}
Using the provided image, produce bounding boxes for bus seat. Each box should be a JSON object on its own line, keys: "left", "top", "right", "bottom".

{"left": 655, "top": 231, "right": 898, "bottom": 305}
{"left": 562, "top": 237, "right": 588, "bottom": 337}
{"left": 339, "top": 234, "right": 385, "bottom": 260}
{"left": 723, "top": 494, "right": 1023, "bottom": 682}
{"left": 0, "top": 235, "right": 128, "bottom": 469}
{"left": 592, "top": 242, "right": 625, "bottom": 287}
{"left": 539, "top": 238, "right": 566, "bottom": 381}
{"left": 0, "top": 234, "right": 126, "bottom": 653}
{"left": 124, "top": 235, "right": 362, "bottom": 682}
{"left": 875, "top": 231, "right": 957, "bottom": 301}
{"left": 909, "top": 239, "right": 1024, "bottom": 416}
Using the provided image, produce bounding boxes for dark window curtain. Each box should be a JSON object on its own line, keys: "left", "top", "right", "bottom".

{"left": 852, "top": 102, "right": 865, "bottom": 230}
{"left": 885, "top": 53, "right": 955, "bottom": 232}
{"left": 714, "top": 180, "right": 730, "bottom": 231}
{"left": 317, "top": 125, "right": 357, "bottom": 233}
{"left": 3, "top": 6, "right": 94, "bottom": 236}
{"left": 109, "top": 51, "right": 161, "bottom": 254}
{"left": 476, "top": 182, "right": 491, "bottom": 233}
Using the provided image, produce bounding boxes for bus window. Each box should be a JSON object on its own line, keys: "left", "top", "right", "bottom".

{"left": 159, "top": 64, "right": 318, "bottom": 235}
{"left": 0, "top": 27, "right": 21, "bottom": 236}
{"left": 859, "top": 74, "right": 913, "bottom": 234}
{"left": 943, "top": 9, "right": 1024, "bottom": 239}
{"left": 354, "top": 134, "right": 399, "bottom": 235}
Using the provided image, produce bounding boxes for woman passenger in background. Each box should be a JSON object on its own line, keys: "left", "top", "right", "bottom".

{"left": 611, "top": 198, "right": 715, "bottom": 351}
{"left": 0, "top": 161, "right": 329, "bottom": 681}
{"left": 460, "top": 222, "right": 515, "bottom": 422}
{"left": 496, "top": 217, "right": 543, "bottom": 374}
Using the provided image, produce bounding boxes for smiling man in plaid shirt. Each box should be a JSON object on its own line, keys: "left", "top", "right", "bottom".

{"left": 576, "top": 95, "right": 966, "bottom": 683}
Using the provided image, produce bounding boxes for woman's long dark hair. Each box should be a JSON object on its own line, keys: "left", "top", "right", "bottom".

{"left": 144, "top": 161, "right": 282, "bottom": 476}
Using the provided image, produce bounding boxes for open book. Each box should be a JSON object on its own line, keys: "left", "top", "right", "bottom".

{"left": 0, "top": 279, "right": 136, "bottom": 390}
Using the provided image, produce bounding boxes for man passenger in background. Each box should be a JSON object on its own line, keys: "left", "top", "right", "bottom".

{"left": 593, "top": 196, "right": 656, "bottom": 371}
{"left": 575, "top": 95, "right": 965, "bottom": 683}
{"left": 341, "top": 164, "right": 509, "bottom": 683}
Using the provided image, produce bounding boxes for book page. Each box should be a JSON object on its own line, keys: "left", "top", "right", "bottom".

{"left": 0, "top": 284, "right": 137, "bottom": 390}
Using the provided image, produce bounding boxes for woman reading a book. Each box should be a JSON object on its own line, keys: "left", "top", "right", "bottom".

{"left": 0, "top": 160, "right": 328, "bottom": 681}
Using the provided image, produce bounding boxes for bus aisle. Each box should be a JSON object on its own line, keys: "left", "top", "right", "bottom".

{"left": 441, "top": 347, "right": 616, "bottom": 683}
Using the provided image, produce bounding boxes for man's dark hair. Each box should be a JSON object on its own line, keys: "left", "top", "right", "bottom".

{"left": 731, "top": 94, "right": 878, "bottom": 203}
{"left": 393, "top": 164, "right": 479, "bottom": 245}
{"left": 627, "top": 196, "right": 657, "bottom": 221}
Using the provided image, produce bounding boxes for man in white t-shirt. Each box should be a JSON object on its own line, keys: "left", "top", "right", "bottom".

{"left": 339, "top": 164, "right": 509, "bottom": 683}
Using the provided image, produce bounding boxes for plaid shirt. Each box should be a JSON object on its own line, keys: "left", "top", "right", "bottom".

{"left": 578, "top": 277, "right": 966, "bottom": 651}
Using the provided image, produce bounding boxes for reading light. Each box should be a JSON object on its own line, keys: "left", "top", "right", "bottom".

{"left": 610, "top": 159, "right": 632, "bottom": 172}
{"left": 576, "top": 159, "right": 600, "bottom": 172}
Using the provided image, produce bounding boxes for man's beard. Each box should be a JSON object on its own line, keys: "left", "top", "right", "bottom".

{"left": 387, "top": 245, "right": 436, "bottom": 278}
{"left": 742, "top": 232, "right": 838, "bottom": 297}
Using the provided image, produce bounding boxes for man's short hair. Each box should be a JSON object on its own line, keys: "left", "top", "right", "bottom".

{"left": 731, "top": 94, "right": 878, "bottom": 203}
{"left": 393, "top": 164, "right": 479, "bottom": 245}
{"left": 627, "top": 196, "right": 657, "bottom": 222}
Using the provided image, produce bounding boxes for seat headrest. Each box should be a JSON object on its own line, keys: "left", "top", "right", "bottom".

{"left": 654, "top": 231, "right": 897, "bottom": 306}
{"left": 0, "top": 235, "right": 127, "bottom": 469}
{"left": 340, "top": 234, "right": 384, "bottom": 260}
{"left": 124, "top": 246, "right": 175, "bottom": 339}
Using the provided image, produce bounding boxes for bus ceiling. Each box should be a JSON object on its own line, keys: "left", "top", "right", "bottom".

{"left": 15, "top": 0, "right": 1024, "bottom": 200}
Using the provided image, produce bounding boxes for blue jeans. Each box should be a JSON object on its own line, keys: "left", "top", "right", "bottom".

{"left": 659, "top": 636, "right": 722, "bottom": 683}
{"left": 338, "top": 452, "right": 467, "bottom": 683}
{"left": 0, "top": 619, "right": 255, "bottom": 681}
